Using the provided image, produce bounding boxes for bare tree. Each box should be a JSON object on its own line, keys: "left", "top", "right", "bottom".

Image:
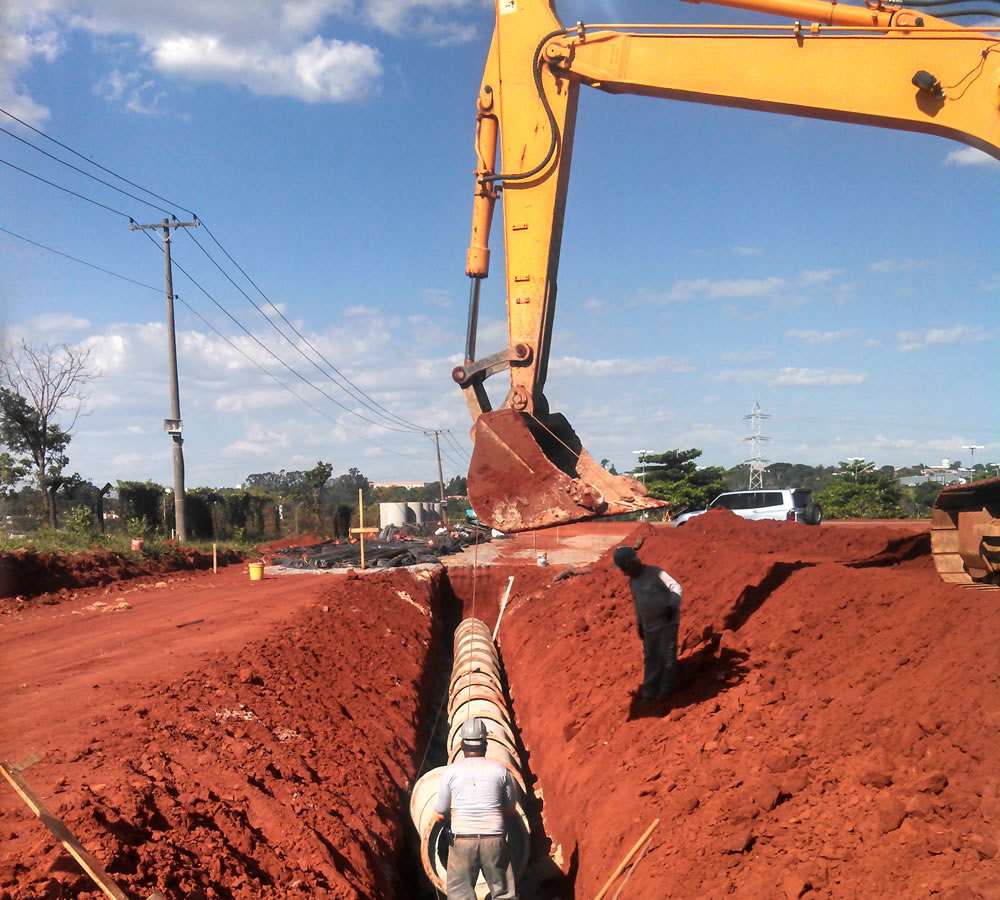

{"left": 0, "top": 340, "right": 98, "bottom": 528}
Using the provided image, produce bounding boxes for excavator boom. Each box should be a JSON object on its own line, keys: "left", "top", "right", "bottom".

{"left": 457, "top": 0, "right": 1000, "bottom": 569}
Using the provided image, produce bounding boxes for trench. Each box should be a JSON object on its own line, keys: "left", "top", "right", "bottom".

{"left": 395, "top": 565, "right": 575, "bottom": 899}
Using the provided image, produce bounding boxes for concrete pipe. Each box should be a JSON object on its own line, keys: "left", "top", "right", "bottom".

{"left": 452, "top": 641, "right": 501, "bottom": 665}
{"left": 409, "top": 766, "right": 450, "bottom": 894}
{"left": 411, "top": 617, "right": 531, "bottom": 894}
{"left": 448, "top": 683, "right": 508, "bottom": 719}
{"left": 448, "top": 664, "right": 503, "bottom": 691}
{"left": 451, "top": 647, "right": 502, "bottom": 676}
{"left": 379, "top": 502, "right": 410, "bottom": 528}
{"left": 447, "top": 719, "right": 516, "bottom": 773}
{"left": 447, "top": 698, "right": 512, "bottom": 751}
{"left": 408, "top": 501, "right": 425, "bottom": 524}
{"left": 454, "top": 617, "right": 493, "bottom": 643}
{"left": 446, "top": 728, "right": 519, "bottom": 764}
{"left": 449, "top": 669, "right": 505, "bottom": 699}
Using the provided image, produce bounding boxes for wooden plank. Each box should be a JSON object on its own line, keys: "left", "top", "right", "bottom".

{"left": 1, "top": 760, "right": 131, "bottom": 900}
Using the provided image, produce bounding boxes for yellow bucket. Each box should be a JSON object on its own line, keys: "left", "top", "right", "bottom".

{"left": 248, "top": 562, "right": 264, "bottom": 582}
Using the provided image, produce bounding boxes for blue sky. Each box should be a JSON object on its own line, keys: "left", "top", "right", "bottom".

{"left": 1, "top": 0, "right": 998, "bottom": 492}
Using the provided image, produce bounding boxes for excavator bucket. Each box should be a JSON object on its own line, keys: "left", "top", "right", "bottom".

{"left": 930, "top": 477, "right": 1000, "bottom": 588}
{"left": 466, "top": 408, "right": 668, "bottom": 533}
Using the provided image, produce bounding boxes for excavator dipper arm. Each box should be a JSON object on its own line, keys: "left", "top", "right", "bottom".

{"left": 457, "top": 0, "right": 1000, "bottom": 546}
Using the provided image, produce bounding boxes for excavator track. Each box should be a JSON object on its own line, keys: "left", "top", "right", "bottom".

{"left": 930, "top": 477, "right": 1000, "bottom": 589}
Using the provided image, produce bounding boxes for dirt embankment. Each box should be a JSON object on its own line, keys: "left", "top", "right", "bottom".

{"left": 0, "top": 546, "right": 243, "bottom": 607}
{"left": 1, "top": 568, "right": 445, "bottom": 899}
{"left": 499, "top": 510, "right": 999, "bottom": 898}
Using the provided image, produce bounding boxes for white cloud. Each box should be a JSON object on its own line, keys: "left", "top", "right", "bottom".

{"left": 152, "top": 33, "right": 381, "bottom": 102}
{"left": 944, "top": 146, "right": 1000, "bottom": 168}
{"left": 785, "top": 328, "right": 857, "bottom": 344}
{"left": 870, "top": 258, "right": 927, "bottom": 274}
{"left": 93, "top": 68, "right": 164, "bottom": 113}
{"left": 722, "top": 349, "right": 773, "bottom": 363}
{"left": 420, "top": 289, "right": 453, "bottom": 309}
{"left": 714, "top": 367, "right": 868, "bottom": 386}
{"left": 31, "top": 313, "right": 91, "bottom": 332}
{"left": 732, "top": 246, "right": 761, "bottom": 256}
{"left": 549, "top": 355, "right": 696, "bottom": 377}
{"left": 797, "top": 269, "right": 841, "bottom": 286}
{"left": 648, "top": 268, "right": 844, "bottom": 305}
{"left": 2, "top": 0, "right": 490, "bottom": 111}
{"left": 896, "top": 324, "right": 993, "bottom": 352}
{"left": 0, "top": 7, "right": 63, "bottom": 123}
{"left": 662, "top": 276, "right": 786, "bottom": 302}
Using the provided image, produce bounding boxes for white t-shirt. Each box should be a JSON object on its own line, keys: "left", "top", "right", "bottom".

{"left": 434, "top": 756, "right": 516, "bottom": 834}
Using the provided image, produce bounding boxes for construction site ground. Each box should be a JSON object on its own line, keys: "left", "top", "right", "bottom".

{"left": 1, "top": 512, "right": 997, "bottom": 899}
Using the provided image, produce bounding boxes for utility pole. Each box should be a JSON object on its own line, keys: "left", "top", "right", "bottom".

{"left": 427, "top": 430, "right": 449, "bottom": 524}
{"left": 962, "top": 444, "right": 984, "bottom": 469}
{"left": 632, "top": 449, "right": 654, "bottom": 483}
{"left": 130, "top": 218, "right": 199, "bottom": 541}
{"left": 743, "top": 402, "right": 770, "bottom": 489}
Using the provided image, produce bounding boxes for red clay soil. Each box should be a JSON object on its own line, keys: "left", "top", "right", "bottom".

{"left": 0, "top": 512, "right": 997, "bottom": 899}
{"left": 0, "top": 564, "right": 443, "bottom": 899}
{"left": 498, "top": 510, "right": 1000, "bottom": 898}
{"left": 0, "top": 546, "right": 243, "bottom": 609}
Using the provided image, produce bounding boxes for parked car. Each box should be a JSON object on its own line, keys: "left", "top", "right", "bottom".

{"left": 672, "top": 488, "right": 822, "bottom": 526}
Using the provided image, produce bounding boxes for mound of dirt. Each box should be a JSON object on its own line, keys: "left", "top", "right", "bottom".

{"left": 499, "top": 511, "right": 999, "bottom": 898}
{"left": 0, "top": 546, "right": 243, "bottom": 608}
{"left": 0, "top": 569, "right": 442, "bottom": 900}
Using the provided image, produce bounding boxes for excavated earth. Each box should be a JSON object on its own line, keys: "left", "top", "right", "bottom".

{"left": 0, "top": 511, "right": 997, "bottom": 899}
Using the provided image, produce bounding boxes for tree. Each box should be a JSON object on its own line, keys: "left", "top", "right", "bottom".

{"left": 640, "top": 449, "right": 729, "bottom": 512}
{"left": 815, "top": 459, "right": 904, "bottom": 519}
{"left": 299, "top": 461, "right": 333, "bottom": 532}
{"left": 0, "top": 340, "right": 97, "bottom": 528}
{"left": 910, "top": 480, "right": 944, "bottom": 516}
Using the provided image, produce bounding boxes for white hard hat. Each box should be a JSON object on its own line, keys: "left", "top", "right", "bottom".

{"left": 460, "top": 717, "right": 488, "bottom": 744}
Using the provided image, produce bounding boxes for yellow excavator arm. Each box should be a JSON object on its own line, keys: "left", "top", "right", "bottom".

{"left": 456, "top": 0, "right": 1000, "bottom": 583}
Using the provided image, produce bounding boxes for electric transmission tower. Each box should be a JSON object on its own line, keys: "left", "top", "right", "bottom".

{"left": 743, "top": 402, "right": 770, "bottom": 489}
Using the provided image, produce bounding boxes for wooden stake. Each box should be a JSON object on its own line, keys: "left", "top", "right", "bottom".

{"left": 593, "top": 818, "right": 659, "bottom": 900}
{"left": 1, "top": 760, "right": 130, "bottom": 900}
{"left": 349, "top": 487, "right": 378, "bottom": 570}
{"left": 212, "top": 542, "right": 217, "bottom": 574}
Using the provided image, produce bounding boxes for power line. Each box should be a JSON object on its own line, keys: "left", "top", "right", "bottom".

{"left": 443, "top": 429, "right": 471, "bottom": 462}
{"left": 0, "top": 156, "right": 134, "bottom": 220}
{"left": 0, "top": 225, "right": 161, "bottom": 292}
{"left": 0, "top": 220, "right": 437, "bottom": 458}
{"left": 0, "top": 105, "right": 433, "bottom": 434}
{"left": 0, "top": 123, "right": 175, "bottom": 217}
{"left": 138, "top": 231, "right": 425, "bottom": 455}
{"left": 0, "top": 108, "right": 444, "bottom": 441}
{"left": 182, "top": 226, "right": 427, "bottom": 434}
{"left": 0, "top": 105, "right": 196, "bottom": 216}
{"left": 193, "top": 220, "right": 434, "bottom": 433}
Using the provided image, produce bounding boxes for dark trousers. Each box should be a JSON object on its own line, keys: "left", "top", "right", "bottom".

{"left": 641, "top": 621, "right": 679, "bottom": 700}
{"left": 447, "top": 834, "right": 517, "bottom": 899}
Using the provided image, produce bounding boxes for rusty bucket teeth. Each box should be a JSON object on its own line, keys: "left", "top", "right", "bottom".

{"left": 466, "top": 408, "right": 668, "bottom": 533}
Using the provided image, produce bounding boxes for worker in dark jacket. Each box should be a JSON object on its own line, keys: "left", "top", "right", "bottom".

{"left": 613, "top": 545, "right": 683, "bottom": 701}
{"left": 434, "top": 717, "right": 519, "bottom": 899}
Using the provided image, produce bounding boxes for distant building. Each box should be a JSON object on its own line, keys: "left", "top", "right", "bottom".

{"left": 369, "top": 481, "right": 428, "bottom": 490}
{"left": 898, "top": 458, "right": 967, "bottom": 487}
